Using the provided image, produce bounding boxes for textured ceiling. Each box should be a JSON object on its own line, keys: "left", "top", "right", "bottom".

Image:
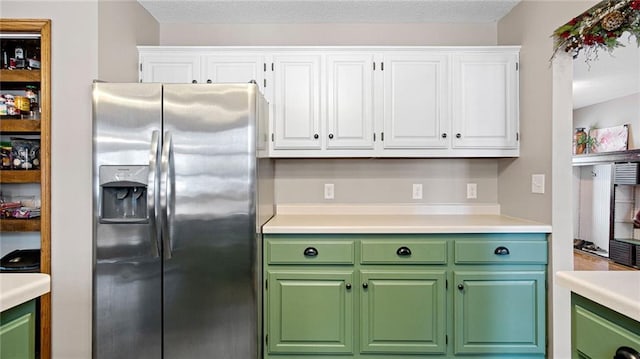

{"left": 137, "top": 0, "right": 521, "bottom": 24}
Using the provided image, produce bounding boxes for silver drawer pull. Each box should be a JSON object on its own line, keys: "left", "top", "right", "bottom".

{"left": 494, "top": 246, "right": 510, "bottom": 255}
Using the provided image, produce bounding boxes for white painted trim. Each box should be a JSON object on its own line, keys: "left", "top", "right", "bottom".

{"left": 275, "top": 203, "right": 501, "bottom": 215}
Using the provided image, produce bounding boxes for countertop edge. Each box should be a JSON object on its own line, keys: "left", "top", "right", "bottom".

{"left": 0, "top": 273, "right": 51, "bottom": 312}
{"left": 556, "top": 271, "right": 640, "bottom": 322}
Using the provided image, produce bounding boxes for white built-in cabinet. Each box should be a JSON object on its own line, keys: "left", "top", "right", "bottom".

{"left": 138, "top": 46, "right": 520, "bottom": 158}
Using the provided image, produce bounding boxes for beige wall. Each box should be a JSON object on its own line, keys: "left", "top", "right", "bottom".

{"left": 497, "top": 1, "right": 596, "bottom": 358}
{"left": 98, "top": 0, "right": 159, "bottom": 82}
{"left": 574, "top": 92, "right": 640, "bottom": 149}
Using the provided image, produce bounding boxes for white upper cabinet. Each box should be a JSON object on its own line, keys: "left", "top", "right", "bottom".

{"left": 139, "top": 51, "right": 201, "bottom": 83}
{"left": 381, "top": 53, "right": 449, "bottom": 150}
{"left": 271, "top": 53, "right": 322, "bottom": 150}
{"left": 451, "top": 52, "right": 519, "bottom": 152}
{"left": 138, "top": 46, "right": 520, "bottom": 158}
{"left": 325, "top": 54, "right": 375, "bottom": 150}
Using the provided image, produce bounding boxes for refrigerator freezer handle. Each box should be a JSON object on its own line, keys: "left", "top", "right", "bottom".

{"left": 160, "top": 131, "right": 174, "bottom": 260}
{"left": 148, "top": 130, "right": 161, "bottom": 258}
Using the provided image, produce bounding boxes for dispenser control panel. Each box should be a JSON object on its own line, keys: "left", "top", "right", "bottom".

{"left": 99, "top": 165, "right": 149, "bottom": 223}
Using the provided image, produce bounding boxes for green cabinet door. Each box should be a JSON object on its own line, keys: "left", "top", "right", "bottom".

{"left": 0, "top": 300, "right": 36, "bottom": 359}
{"left": 360, "top": 270, "right": 446, "bottom": 354}
{"left": 266, "top": 270, "right": 354, "bottom": 354}
{"left": 453, "top": 271, "right": 546, "bottom": 355}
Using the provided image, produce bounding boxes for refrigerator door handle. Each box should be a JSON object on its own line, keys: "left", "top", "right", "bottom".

{"left": 160, "top": 131, "right": 174, "bottom": 259}
{"left": 148, "top": 130, "right": 161, "bottom": 258}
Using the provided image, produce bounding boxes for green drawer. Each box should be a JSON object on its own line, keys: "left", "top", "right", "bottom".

{"left": 574, "top": 304, "right": 640, "bottom": 358}
{"left": 267, "top": 240, "right": 355, "bottom": 264}
{"left": 360, "top": 240, "right": 447, "bottom": 264}
{"left": 455, "top": 240, "right": 547, "bottom": 264}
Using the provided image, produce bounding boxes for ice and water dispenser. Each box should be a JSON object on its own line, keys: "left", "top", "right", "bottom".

{"left": 99, "top": 165, "right": 149, "bottom": 223}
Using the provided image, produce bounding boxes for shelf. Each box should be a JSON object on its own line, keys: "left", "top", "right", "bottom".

{"left": 0, "top": 119, "right": 40, "bottom": 133}
{"left": 0, "top": 69, "right": 40, "bottom": 82}
{"left": 0, "top": 170, "right": 40, "bottom": 183}
{"left": 0, "top": 218, "right": 40, "bottom": 232}
{"left": 573, "top": 148, "right": 640, "bottom": 166}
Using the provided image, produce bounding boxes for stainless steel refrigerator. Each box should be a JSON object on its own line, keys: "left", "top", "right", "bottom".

{"left": 92, "top": 82, "right": 274, "bottom": 359}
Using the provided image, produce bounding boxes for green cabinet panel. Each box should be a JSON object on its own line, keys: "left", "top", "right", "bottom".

{"left": 267, "top": 240, "right": 355, "bottom": 264}
{"left": 572, "top": 294, "right": 640, "bottom": 359}
{"left": 360, "top": 240, "right": 447, "bottom": 264}
{"left": 454, "top": 240, "right": 547, "bottom": 264}
{"left": 267, "top": 270, "right": 354, "bottom": 354}
{"left": 0, "top": 300, "right": 36, "bottom": 359}
{"left": 360, "top": 270, "right": 446, "bottom": 354}
{"left": 453, "top": 271, "right": 546, "bottom": 354}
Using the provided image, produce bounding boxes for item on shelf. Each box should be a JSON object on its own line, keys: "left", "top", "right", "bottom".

{"left": 27, "top": 58, "right": 40, "bottom": 69}
{"left": 574, "top": 128, "right": 587, "bottom": 154}
{"left": 0, "top": 249, "right": 41, "bottom": 272}
{"left": 589, "top": 124, "right": 629, "bottom": 153}
{"left": 0, "top": 142, "right": 11, "bottom": 169}
{"left": 10, "top": 137, "right": 40, "bottom": 170}
{"left": 14, "top": 96, "right": 30, "bottom": 113}
{"left": 11, "top": 206, "right": 40, "bottom": 218}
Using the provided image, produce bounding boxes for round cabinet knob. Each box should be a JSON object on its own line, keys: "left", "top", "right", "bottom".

{"left": 396, "top": 246, "right": 412, "bottom": 256}
{"left": 206, "top": 79, "right": 212, "bottom": 84}
{"left": 192, "top": 80, "right": 197, "bottom": 84}
{"left": 313, "top": 133, "right": 319, "bottom": 139}
{"left": 614, "top": 346, "right": 640, "bottom": 359}
{"left": 457, "top": 284, "right": 464, "bottom": 290}
{"left": 303, "top": 247, "right": 318, "bottom": 257}
{"left": 328, "top": 133, "right": 334, "bottom": 139}
{"left": 494, "top": 246, "right": 510, "bottom": 255}
{"left": 346, "top": 283, "right": 352, "bottom": 290}
{"left": 362, "top": 283, "right": 368, "bottom": 289}
{"left": 441, "top": 133, "right": 447, "bottom": 138}
{"left": 456, "top": 133, "right": 462, "bottom": 139}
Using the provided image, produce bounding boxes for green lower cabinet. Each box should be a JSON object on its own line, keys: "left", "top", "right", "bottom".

{"left": 453, "top": 271, "right": 546, "bottom": 355}
{"left": 266, "top": 270, "right": 354, "bottom": 355}
{"left": 572, "top": 293, "right": 640, "bottom": 359}
{"left": 0, "top": 299, "right": 36, "bottom": 359}
{"left": 360, "top": 270, "right": 446, "bottom": 354}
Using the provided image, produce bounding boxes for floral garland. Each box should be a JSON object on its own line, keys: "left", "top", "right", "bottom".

{"left": 551, "top": 0, "right": 640, "bottom": 62}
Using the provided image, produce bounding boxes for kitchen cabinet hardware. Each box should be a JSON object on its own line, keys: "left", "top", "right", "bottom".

{"left": 206, "top": 79, "right": 212, "bottom": 83}
{"left": 345, "top": 283, "right": 352, "bottom": 290}
{"left": 457, "top": 284, "right": 464, "bottom": 290}
{"left": 381, "top": 132, "right": 384, "bottom": 141}
{"left": 381, "top": 62, "right": 384, "bottom": 71}
{"left": 396, "top": 246, "right": 412, "bottom": 256}
{"left": 303, "top": 247, "right": 318, "bottom": 257}
{"left": 328, "top": 133, "right": 334, "bottom": 139}
{"left": 373, "top": 62, "right": 375, "bottom": 71}
{"left": 442, "top": 133, "right": 447, "bottom": 138}
{"left": 494, "top": 246, "right": 510, "bottom": 255}
{"left": 615, "top": 346, "right": 640, "bottom": 359}
{"left": 362, "top": 282, "right": 368, "bottom": 289}
{"left": 313, "top": 134, "right": 319, "bottom": 139}
{"left": 192, "top": 80, "right": 197, "bottom": 84}
{"left": 373, "top": 133, "right": 376, "bottom": 141}
{"left": 271, "top": 63, "right": 274, "bottom": 71}
{"left": 263, "top": 63, "right": 266, "bottom": 71}
{"left": 456, "top": 133, "right": 462, "bottom": 139}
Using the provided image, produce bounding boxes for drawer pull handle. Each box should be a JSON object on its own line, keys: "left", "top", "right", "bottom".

{"left": 362, "top": 283, "right": 368, "bottom": 289}
{"left": 346, "top": 283, "right": 352, "bottom": 290}
{"left": 303, "top": 247, "right": 318, "bottom": 257}
{"left": 457, "top": 284, "right": 464, "bottom": 291}
{"left": 615, "top": 346, "right": 640, "bottom": 359}
{"left": 494, "top": 246, "right": 510, "bottom": 255}
{"left": 396, "top": 246, "right": 412, "bottom": 256}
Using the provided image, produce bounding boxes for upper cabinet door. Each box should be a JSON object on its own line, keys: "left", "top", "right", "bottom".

{"left": 451, "top": 52, "right": 519, "bottom": 149}
{"left": 381, "top": 53, "right": 449, "bottom": 149}
{"left": 202, "top": 54, "right": 265, "bottom": 92}
{"left": 325, "top": 54, "right": 375, "bottom": 150}
{"left": 139, "top": 53, "right": 201, "bottom": 83}
{"left": 272, "top": 54, "right": 322, "bottom": 150}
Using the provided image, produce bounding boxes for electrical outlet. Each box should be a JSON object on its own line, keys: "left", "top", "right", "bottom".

{"left": 412, "top": 184, "right": 423, "bottom": 200}
{"left": 324, "top": 183, "right": 335, "bottom": 200}
{"left": 532, "top": 174, "right": 545, "bottom": 194}
{"left": 467, "top": 183, "right": 477, "bottom": 199}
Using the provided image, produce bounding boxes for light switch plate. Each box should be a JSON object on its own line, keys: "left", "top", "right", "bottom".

{"left": 412, "top": 184, "right": 423, "bottom": 200}
{"left": 531, "top": 174, "right": 545, "bottom": 194}
{"left": 467, "top": 183, "right": 477, "bottom": 199}
{"left": 324, "top": 183, "right": 334, "bottom": 200}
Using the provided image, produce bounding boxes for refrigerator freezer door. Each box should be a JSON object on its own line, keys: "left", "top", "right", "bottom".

{"left": 162, "top": 84, "right": 259, "bottom": 358}
{"left": 92, "top": 83, "right": 163, "bottom": 359}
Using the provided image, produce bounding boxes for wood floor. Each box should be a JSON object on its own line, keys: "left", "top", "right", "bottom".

{"left": 573, "top": 249, "right": 638, "bottom": 271}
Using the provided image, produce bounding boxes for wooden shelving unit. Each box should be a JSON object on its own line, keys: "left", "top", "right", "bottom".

{"left": 0, "top": 19, "right": 51, "bottom": 359}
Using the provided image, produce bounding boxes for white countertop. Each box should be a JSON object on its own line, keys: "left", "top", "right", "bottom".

{"left": 263, "top": 214, "right": 551, "bottom": 234}
{"left": 0, "top": 273, "right": 51, "bottom": 312}
{"left": 556, "top": 271, "right": 640, "bottom": 322}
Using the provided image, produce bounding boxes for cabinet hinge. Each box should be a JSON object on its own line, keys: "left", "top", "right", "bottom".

{"left": 516, "top": 62, "right": 519, "bottom": 71}
{"left": 373, "top": 62, "right": 376, "bottom": 71}
{"left": 264, "top": 79, "right": 267, "bottom": 88}
{"left": 263, "top": 63, "right": 266, "bottom": 72}
{"left": 381, "top": 62, "right": 384, "bottom": 71}
{"left": 373, "top": 133, "right": 376, "bottom": 142}
{"left": 271, "top": 133, "right": 275, "bottom": 142}
{"left": 446, "top": 335, "right": 448, "bottom": 345}
{"left": 266, "top": 334, "right": 268, "bottom": 345}
{"left": 271, "top": 63, "right": 274, "bottom": 71}
{"left": 265, "top": 279, "right": 268, "bottom": 289}
{"left": 381, "top": 132, "right": 384, "bottom": 141}
{"left": 446, "top": 279, "right": 448, "bottom": 290}
{"left": 139, "top": 63, "right": 142, "bottom": 72}
{"left": 516, "top": 132, "right": 519, "bottom": 141}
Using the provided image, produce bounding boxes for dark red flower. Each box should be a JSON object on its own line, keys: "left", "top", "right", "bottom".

{"left": 569, "top": 18, "right": 579, "bottom": 25}
{"left": 561, "top": 31, "right": 570, "bottom": 39}
{"left": 631, "top": 0, "right": 640, "bottom": 10}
